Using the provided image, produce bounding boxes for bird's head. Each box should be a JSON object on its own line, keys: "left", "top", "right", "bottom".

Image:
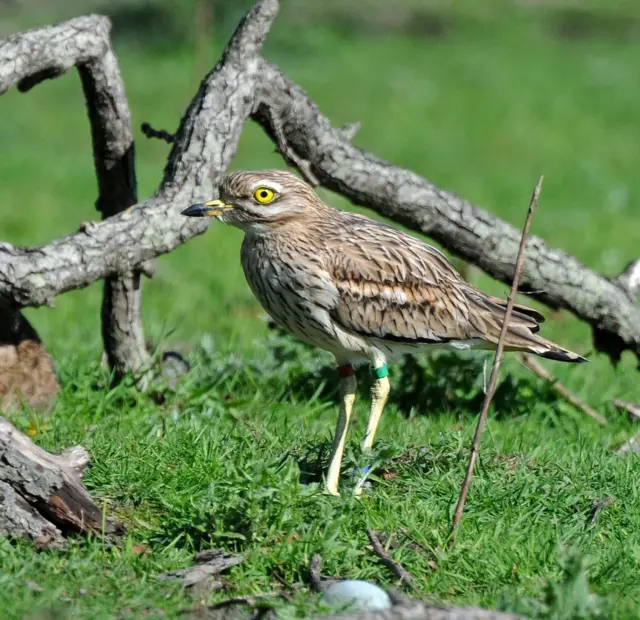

{"left": 181, "top": 170, "right": 324, "bottom": 232}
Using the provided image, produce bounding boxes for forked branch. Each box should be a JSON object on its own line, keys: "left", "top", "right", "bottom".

{"left": 0, "top": 15, "right": 148, "bottom": 381}
{"left": 0, "top": 0, "right": 638, "bottom": 381}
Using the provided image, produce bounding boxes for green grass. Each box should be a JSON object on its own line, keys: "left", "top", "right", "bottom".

{"left": 1, "top": 2, "right": 640, "bottom": 618}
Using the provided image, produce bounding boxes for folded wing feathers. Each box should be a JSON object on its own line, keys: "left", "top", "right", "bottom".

{"left": 327, "top": 214, "right": 586, "bottom": 363}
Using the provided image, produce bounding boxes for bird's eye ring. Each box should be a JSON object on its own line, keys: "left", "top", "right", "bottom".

{"left": 253, "top": 186, "right": 276, "bottom": 204}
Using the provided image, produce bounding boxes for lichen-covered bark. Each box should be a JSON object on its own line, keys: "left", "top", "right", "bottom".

{"left": 1, "top": 15, "right": 147, "bottom": 380}
{"left": 0, "top": 1, "right": 278, "bottom": 303}
{"left": 0, "top": 0, "right": 637, "bottom": 369}
{"left": 77, "top": 38, "right": 146, "bottom": 382}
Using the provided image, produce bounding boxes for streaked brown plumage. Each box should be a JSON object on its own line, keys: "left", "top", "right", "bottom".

{"left": 183, "top": 169, "right": 587, "bottom": 495}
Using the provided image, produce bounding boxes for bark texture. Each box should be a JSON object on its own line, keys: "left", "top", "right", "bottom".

{"left": 0, "top": 417, "right": 121, "bottom": 546}
{"left": 312, "top": 603, "right": 526, "bottom": 620}
{"left": 0, "top": 15, "right": 148, "bottom": 381}
{"left": 76, "top": 23, "right": 147, "bottom": 382}
{"left": 0, "top": 0, "right": 638, "bottom": 373}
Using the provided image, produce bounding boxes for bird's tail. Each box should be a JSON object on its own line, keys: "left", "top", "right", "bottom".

{"left": 468, "top": 291, "right": 588, "bottom": 363}
{"left": 500, "top": 331, "right": 588, "bottom": 363}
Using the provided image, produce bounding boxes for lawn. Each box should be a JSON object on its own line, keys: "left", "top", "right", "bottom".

{"left": 1, "top": 1, "right": 640, "bottom": 618}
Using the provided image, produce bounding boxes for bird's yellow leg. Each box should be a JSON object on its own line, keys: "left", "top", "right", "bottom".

{"left": 362, "top": 364, "right": 390, "bottom": 452}
{"left": 325, "top": 364, "right": 357, "bottom": 496}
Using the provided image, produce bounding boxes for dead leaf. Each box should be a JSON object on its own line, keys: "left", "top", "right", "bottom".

{"left": 132, "top": 544, "right": 151, "bottom": 556}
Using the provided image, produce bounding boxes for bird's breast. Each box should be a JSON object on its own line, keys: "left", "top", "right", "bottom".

{"left": 239, "top": 236, "right": 345, "bottom": 351}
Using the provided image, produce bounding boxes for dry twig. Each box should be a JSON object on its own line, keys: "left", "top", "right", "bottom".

{"left": 254, "top": 103, "right": 319, "bottom": 186}
{"left": 615, "top": 432, "right": 640, "bottom": 456}
{"left": 613, "top": 399, "right": 640, "bottom": 421}
{"left": 366, "top": 530, "right": 413, "bottom": 588}
{"left": 141, "top": 121, "right": 176, "bottom": 143}
{"left": 519, "top": 353, "right": 607, "bottom": 425}
{"left": 450, "top": 177, "right": 543, "bottom": 544}
{"left": 590, "top": 497, "right": 615, "bottom": 526}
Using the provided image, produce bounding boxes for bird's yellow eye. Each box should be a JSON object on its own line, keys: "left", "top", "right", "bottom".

{"left": 253, "top": 186, "right": 276, "bottom": 204}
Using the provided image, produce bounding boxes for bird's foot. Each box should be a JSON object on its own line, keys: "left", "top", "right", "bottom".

{"left": 353, "top": 465, "right": 372, "bottom": 497}
{"left": 324, "top": 485, "right": 341, "bottom": 497}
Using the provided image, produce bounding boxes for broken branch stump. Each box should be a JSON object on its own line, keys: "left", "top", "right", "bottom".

{"left": 0, "top": 417, "right": 121, "bottom": 547}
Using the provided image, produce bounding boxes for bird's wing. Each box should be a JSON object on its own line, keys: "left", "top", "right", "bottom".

{"left": 323, "top": 214, "right": 543, "bottom": 345}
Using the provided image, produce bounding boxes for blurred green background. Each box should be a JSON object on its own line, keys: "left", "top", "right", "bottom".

{"left": 1, "top": 0, "right": 639, "bottom": 382}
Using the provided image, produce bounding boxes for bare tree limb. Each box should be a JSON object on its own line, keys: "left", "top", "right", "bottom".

{"left": 617, "top": 259, "right": 640, "bottom": 298}
{"left": 76, "top": 21, "right": 148, "bottom": 382}
{"left": 0, "top": 15, "right": 107, "bottom": 94}
{"left": 254, "top": 64, "right": 640, "bottom": 365}
{"left": 450, "top": 177, "right": 542, "bottom": 544}
{"left": 0, "top": 1, "right": 279, "bottom": 312}
{"left": 0, "top": 0, "right": 638, "bottom": 373}
{"left": 1, "top": 15, "right": 148, "bottom": 380}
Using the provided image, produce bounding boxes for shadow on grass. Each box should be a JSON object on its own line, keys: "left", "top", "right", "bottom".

{"left": 272, "top": 339, "right": 561, "bottom": 422}
{"left": 187, "top": 332, "right": 564, "bottom": 490}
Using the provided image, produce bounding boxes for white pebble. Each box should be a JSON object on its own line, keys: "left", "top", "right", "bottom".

{"left": 320, "top": 580, "right": 392, "bottom": 611}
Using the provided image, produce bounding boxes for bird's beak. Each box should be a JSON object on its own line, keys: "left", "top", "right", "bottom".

{"left": 181, "top": 199, "right": 233, "bottom": 217}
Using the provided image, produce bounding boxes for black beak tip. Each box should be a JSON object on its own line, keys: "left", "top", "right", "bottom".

{"left": 181, "top": 203, "right": 207, "bottom": 217}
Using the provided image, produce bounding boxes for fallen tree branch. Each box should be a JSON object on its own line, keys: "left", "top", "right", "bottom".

{"left": 79, "top": 30, "right": 148, "bottom": 383}
{"left": 0, "top": 1, "right": 278, "bottom": 309}
{"left": 450, "top": 177, "right": 542, "bottom": 544}
{"left": 616, "top": 259, "right": 640, "bottom": 298}
{"left": 311, "top": 602, "right": 527, "bottom": 620}
{"left": 519, "top": 353, "right": 607, "bottom": 425}
{"left": 0, "top": 417, "right": 122, "bottom": 546}
{"left": 254, "top": 65, "right": 640, "bottom": 365}
{"left": 1, "top": 15, "right": 149, "bottom": 381}
{"left": 0, "top": 0, "right": 638, "bottom": 373}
